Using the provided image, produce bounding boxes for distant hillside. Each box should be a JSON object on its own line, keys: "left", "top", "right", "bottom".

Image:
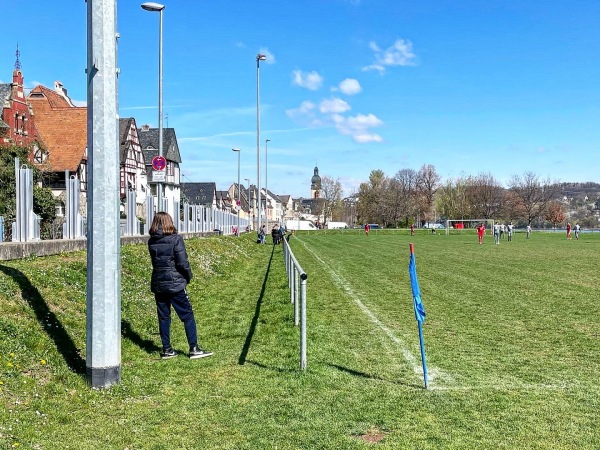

{"left": 558, "top": 182, "right": 600, "bottom": 200}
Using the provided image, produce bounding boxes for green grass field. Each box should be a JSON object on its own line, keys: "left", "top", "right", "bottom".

{"left": 1, "top": 230, "right": 599, "bottom": 449}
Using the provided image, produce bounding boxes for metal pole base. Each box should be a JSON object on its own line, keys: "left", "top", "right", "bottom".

{"left": 86, "top": 365, "right": 121, "bottom": 388}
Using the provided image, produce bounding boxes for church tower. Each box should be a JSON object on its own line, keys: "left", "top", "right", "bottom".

{"left": 310, "top": 165, "right": 321, "bottom": 199}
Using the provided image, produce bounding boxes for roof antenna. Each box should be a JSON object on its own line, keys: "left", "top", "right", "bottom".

{"left": 165, "top": 113, "right": 169, "bottom": 128}
{"left": 15, "top": 43, "right": 21, "bottom": 70}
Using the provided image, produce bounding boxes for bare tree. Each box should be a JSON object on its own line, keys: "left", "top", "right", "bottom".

{"left": 393, "top": 168, "right": 419, "bottom": 226}
{"left": 509, "top": 172, "right": 559, "bottom": 225}
{"left": 320, "top": 175, "right": 344, "bottom": 223}
{"left": 417, "top": 164, "right": 441, "bottom": 224}
{"left": 467, "top": 172, "right": 505, "bottom": 219}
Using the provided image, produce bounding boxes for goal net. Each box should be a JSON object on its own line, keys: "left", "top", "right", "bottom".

{"left": 445, "top": 219, "right": 495, "bottom": 235}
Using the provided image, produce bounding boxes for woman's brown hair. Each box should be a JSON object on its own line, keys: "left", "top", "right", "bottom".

{"left": 149, "top": 212, "right": 177, "bottom": 235}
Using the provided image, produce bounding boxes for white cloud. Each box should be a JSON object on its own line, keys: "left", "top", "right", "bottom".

{"left": 319, "top": 97, "right": 351, "bottom": 114}
{"left": 332, "top": 113, "right": 383, "bottom": 143}
{"left": 353, "top": 133, "right": 383, "bottom": 143}
{"left": 363, "top": 39, "right": 416, "bottom": 73}
{"left": 334, "top": 78, "right": 362, "bottom": 95}
{"left": 285, "top": 100, "right": 316, "bottom": 118}
{"left": 286, "top": 99, "right": 382, "bottom": 144}
{"left": 292, "top": 70, "right": 324, "bottom": 91}
{"left": 259, "top": 48, "right": 276, "bottom": 64}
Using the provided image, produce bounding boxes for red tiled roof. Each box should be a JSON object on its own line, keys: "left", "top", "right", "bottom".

{"left": 28, "top": 85, "right": 86, "bottom": 172}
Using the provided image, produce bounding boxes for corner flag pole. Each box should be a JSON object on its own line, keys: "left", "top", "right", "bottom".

{"left": 409, "top": 243, "right": 429, "bottom": 389}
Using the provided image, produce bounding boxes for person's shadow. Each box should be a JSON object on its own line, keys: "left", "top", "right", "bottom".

{"left": 0, "top": 264, "right": 86, "bottom": 376}
{"left": 121, "top": 320, "right": 160, "bottom": 354}
{"left": 238, "top": 245, "right": 275, "bottom": 365}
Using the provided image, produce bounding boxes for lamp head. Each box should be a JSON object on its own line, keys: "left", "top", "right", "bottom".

{"left": 256, "top": 53, "right": 267, "bottom": 61}
{"left": 232, "top": 148, "right": 241, "bottom": 152}
{"left": 141, "top": 2, "right": 165, "bottom": 12}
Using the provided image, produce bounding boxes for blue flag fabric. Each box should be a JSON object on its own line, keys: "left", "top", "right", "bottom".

{"left": 409, "top": 252, "right": 426, "bottom": 323}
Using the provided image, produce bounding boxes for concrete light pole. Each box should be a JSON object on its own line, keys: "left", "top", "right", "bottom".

{"left": 232, "top": 148, "right": 240, "bottom": 236}
{"left": 256, "top": 53, "right": 266, "bottom": 237}
{"left": 141, "top": 2, "right": 165, "bottom": 211}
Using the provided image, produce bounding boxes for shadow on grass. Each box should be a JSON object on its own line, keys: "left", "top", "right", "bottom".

{"left": 121, "top": 320, "right": 161, "bottom": 354}
{"left": 327, "top": 363, "right": 423, "bottom": 389}
{"left": 0, "top": 264, "right": 86, "bottom": 376}
{"left": 238, "top": 245, "right": 275, "bottom": 365}
{"left": 246, "top": 359, "right": 298, "bottom": 373}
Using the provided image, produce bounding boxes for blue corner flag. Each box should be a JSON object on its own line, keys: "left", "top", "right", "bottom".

{"left": 409, "top": 245, "right": 426, "bottom": 323}
{"left": 408, "top": 243, "right": 429, "bottom": 388}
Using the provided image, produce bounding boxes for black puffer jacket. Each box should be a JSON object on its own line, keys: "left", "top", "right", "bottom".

{"left": 148, "top": 229, "right": 193, "bottom": 294}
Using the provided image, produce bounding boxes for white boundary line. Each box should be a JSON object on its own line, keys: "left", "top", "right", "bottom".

{"left": 295, "top": 236, "right": 448, "bottom": 384}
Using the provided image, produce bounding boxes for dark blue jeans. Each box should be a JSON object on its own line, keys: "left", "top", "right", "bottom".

{"left": 155, "top": 289, "right": 198, "bottom": 350}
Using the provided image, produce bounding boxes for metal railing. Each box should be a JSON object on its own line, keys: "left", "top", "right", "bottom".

{"left": 282, "top": 236, "right": 308, "bottom": 370}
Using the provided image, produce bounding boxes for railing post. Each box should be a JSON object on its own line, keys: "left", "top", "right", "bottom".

{"left": 293, "top": 269, "right": 299, "bottom": 326}
{"left": 300, "top": 273, "right": 308, "bottom": 370}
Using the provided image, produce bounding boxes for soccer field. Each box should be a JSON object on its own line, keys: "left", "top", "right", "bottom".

{"left": 288, "top": 229, "right": 600, "bottom": 445}
{"left": 1, "top": 231, "right": 598, "bottom": 448}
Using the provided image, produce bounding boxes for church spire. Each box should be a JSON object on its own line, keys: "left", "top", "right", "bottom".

{"left": 14, "top": 43, "right": 21, "bottom": 70}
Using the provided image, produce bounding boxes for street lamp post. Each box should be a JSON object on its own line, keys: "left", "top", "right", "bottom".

{"left": 265, "top": 138, "right": 270, "bottom": 231}
{"left": 232, "top": 148, "right": 240, "bottom": 236}
{"left": 141, "top": 2, "right": 165, "bottom": 212}
{"left": 256, "top": 53, "right": 266, "bottom": 238}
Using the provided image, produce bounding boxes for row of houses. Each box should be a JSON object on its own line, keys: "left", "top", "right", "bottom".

{"left": 1, "top": 57, "right": 329, "bottom": 229}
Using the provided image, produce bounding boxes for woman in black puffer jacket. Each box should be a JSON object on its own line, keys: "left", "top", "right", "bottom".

{"left": 148, "top": 212, "right": 212, "bottom": 360}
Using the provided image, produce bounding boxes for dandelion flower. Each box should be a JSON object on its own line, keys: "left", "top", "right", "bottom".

{"left": 40, "top": 360, "right": 47, "bottom": 365}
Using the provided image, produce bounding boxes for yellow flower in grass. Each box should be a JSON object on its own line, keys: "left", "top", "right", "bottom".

{"left": 7, "top": 362, "right": 13, "bottom": 367}
{"left": 40, "top": 360, "right": 47, "bottom": 365}
{"left": 10, "top": 353, "right": 14, "bottom": 357}
{"left": 12, "top": 443, "right": 20, "bottom": 448}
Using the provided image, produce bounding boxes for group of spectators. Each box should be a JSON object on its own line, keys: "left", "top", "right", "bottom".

{"left": 256, "top": 223, "right": 287, "bottom": 244}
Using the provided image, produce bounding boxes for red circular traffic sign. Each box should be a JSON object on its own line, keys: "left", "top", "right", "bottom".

{"left": 152, "top": 155, "right": 166, "bottom": 171}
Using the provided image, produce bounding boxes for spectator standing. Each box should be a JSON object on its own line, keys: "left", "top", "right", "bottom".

{"left": 507, "top": 222, "right": 514, "bottom": 242}
{"left": 148, "top": 212, "right": 213, "bottom": 360}
{"left": 271, "top": 223, "right": 280, "bottom": 245}
{"left": 574, "top": 223, "right": 581, "bottom": 240}
{"left": 364, "top": 223, "right": 370, "bottom": 236}
{"left": 526, "top": 224, "right": 531, "bottom": 239}
{"left": 566, "top": 222, "right": 572, "bottom": 239}
{"left": 410, "top": 223, "right": 415, "bottom": 236}
{"left": 258, "top": 225, "right": 266, "bottom": 244}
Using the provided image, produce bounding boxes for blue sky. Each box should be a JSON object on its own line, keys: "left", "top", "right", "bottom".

{"left": 2, "top": 0, "right": 599, "bottom": 197}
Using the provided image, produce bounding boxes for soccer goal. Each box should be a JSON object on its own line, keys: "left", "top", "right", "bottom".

{"left": 445, "top": 219, "right": 495, "bottom": 235}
